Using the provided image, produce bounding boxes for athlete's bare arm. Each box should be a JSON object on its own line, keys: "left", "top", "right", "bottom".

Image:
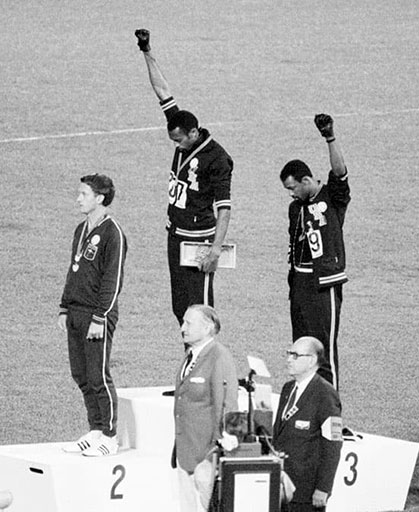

{"left": 200, "top": 209, "right": 231, "bottom": 273}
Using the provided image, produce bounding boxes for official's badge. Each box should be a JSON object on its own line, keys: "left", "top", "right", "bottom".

{"left": 295, "top": 420, "right": 310, "bottom": 430}
{"left": 283, "top": 405, "right": 298, "bottom": 421}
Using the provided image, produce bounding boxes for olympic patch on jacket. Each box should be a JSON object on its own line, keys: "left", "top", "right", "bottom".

{"left": 188, "top": 158, "right": 199, "bottom": 191}
{"left": 83, "top": 243, "right": 98, "bottom": 261}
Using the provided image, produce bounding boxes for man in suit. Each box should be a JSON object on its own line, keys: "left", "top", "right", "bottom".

{"left": 173, "top": 304, "right": 238, "bottom": 512}
{"left": 273, "top": 337, "right": 343, "bottom": 512}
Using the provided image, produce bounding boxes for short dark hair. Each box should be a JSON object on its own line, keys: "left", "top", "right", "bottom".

{"left": 80, "top": 174, "right": 115, "bottom": 206}
{"left": 188, "top": 304, "right": 221, "bottom": 335}
{"left": 280, "top": 159, "right": 312, "bottom": 183}
{"left": 167, "top": 110, "right": 199, "bottom": 134}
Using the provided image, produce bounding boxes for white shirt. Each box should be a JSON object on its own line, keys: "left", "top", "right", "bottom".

{"left": 182, "top": 338, "right": 214, "bottom": 379}
{"left": 294, "top": 370, "right": 317, "bottom": 403}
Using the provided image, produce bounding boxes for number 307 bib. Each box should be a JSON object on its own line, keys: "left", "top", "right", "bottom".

{"left": 168, "top": 173, "right": 188, "bottom": 209}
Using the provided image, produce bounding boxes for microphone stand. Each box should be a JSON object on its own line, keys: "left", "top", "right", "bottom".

{"left": 241, "top": 369, "right": 257, "bottom": 442}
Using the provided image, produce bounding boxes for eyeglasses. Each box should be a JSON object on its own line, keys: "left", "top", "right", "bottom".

{"left": 286, "top": 350, "right": 313, "bottom": 360}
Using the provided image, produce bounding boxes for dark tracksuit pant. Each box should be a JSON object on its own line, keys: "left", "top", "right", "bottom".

{"left": 66, "top": 308, "right": 118, "bottom": 437}
{"left": 168, "top": 232, "right": 214, "bottom": 325}
{"left": 290, "top": 272, "right": 342, "bottom": 389}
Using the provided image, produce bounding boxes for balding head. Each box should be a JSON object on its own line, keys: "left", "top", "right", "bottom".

{"left": 295, "top": 336, "right": 324, "bottom": 364}
{"left": 286, "top": 336, "right": 325, "bottom": 382}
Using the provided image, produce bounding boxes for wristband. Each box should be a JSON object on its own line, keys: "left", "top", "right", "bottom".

{"left": 326, "top": 137, "right": 336, "bottom": 144}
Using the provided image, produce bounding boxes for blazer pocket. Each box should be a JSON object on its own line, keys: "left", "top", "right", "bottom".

{"left": 190, "top": 377, "right": 205, "bottom": 383}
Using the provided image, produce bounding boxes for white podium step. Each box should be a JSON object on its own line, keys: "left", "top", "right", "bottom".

{"left": 328, "top": 431, "right": 419, "bottom": 512}
{"left": 0, "top": 387, "right": 417, "bottom": 512}
{"left": 0, "top": 442, "right": 178, "bottom": 512}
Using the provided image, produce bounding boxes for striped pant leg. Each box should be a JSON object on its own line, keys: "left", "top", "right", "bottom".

{"left": 317, "top": 285, "right": 341, "bottom": 390}
{"left": 85, "top": 314, "right": 118, "bottom": 437}
{"left": 290, "top": 275, "right": 342, "bottom": 389}
{"left": 67, "top": 309, "right": 103, "bottom": 431}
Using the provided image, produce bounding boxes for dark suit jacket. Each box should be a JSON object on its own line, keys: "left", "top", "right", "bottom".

{"left": 174, "top": 340, "right": 238, "bottom": 473}
{"left": 273, "top": 374, "right": 342, "bottom": 503}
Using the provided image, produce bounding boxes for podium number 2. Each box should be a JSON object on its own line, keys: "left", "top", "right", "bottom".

{"left": 344, "top": 452, "right": 358, "bottom": 486}
{"left": 111, "top": 465, "right": 126, "bottom": 500}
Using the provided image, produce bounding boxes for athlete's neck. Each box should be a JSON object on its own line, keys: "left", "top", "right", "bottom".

{"left": 309, "top": 180, "right": 322, "bottom": 201}
{"left": 87, "top": 207, "right": 107, "bottom": 232}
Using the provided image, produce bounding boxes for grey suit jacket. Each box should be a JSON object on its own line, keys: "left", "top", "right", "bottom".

{"left": 174, "top": 340, "right": 238, "bottom": 473}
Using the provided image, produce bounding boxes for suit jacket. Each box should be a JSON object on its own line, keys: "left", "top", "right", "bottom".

{"left": 273, "top": 374, "right": 342, "bottom": 503}
{"left": 173, "top": 340, "right": 238, "bottom": 473}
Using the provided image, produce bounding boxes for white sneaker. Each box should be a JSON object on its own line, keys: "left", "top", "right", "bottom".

{"left": 82, "top": 434, "right": 118, "bottom": 457}
{"left": 62, "top": 430, "right": 102, "bottom": 454}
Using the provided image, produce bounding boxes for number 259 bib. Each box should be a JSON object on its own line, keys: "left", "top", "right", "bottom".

{"left": 307, "top": 226, "right": 323, "bottom": 259}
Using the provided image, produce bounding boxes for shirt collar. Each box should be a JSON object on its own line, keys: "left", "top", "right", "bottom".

{"left": 190, "top": 337, "right": 214, "bottom": 361}
{"left": 294, "top": 370, "right": 317, "bottom": 401}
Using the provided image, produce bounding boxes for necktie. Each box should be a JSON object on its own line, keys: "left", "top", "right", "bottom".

{"left": 181, "top": 350, "right": 193, "bottom": 380}
{"left": 283, "top": 385, "right": 298, "bottom": 419}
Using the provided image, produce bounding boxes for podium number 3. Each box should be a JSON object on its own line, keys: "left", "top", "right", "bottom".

{"left": 344, "top": 452, "right": 358, "bottom": 486}
{"left": 111, "top": 465, "right": 126, "bottom": 500}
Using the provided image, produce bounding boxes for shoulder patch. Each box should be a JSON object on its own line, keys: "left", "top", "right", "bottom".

{"left": 321, "top": 416, "right": 343, "bottom": 441}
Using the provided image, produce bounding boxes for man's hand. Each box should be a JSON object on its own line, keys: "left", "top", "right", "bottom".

{"left": 199, "top": 246, "right": 221, "bottom": 273}
{"left": 219, "top": 431, "right": 239, "bottom": 452}
{"left": 314, "top": 113, "right": 334, "bottom": 140}
{"left": 87, "top": 322, "right": 104, "bottom": 341}
{"left": 58, "top": 314, "right": 67, "bottom": 332}
{"left": 312, "top": 489, "right": 328, "bottom": 508}
{"left": 135, "top": 29, "right": 151, "bottom": 52}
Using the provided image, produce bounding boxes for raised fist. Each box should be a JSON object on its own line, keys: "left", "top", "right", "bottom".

{"left": 135, "top": 29, "right": 151, "bottom": 52}
{"left": 314, "top": 113, "right": 334, "bottom": 139}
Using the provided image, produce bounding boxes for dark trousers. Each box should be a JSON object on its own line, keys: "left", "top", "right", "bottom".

{"left": 290, "top": 272, "right": 342, "bottom": 389}
{"left": 168, "top": 233, "right": 214, "bottom": 325}
{"left": 66, "top": 308, "right": 118, "bottom": 436}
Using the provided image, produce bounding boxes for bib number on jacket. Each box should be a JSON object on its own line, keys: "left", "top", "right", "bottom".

{"left": 168, "top": 173, "right": 188, "bottom": 210}
{"left": 307, "top": 225, "right": 323, "bottom": 259}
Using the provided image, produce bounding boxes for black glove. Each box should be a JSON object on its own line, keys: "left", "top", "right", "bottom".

{"left": 314, "top": 113, "right": 334, "bottom": 139}
{"left": 135, "top": 29, "right": 151, "bottom": 52}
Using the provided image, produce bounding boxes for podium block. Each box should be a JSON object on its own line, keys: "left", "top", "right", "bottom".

{"left": 1, "top": 387, "right": 417, "bottom": 512}
{"left": 328, "top": 432, "right": 419, "bottom": 512}
{"left": 0, "top": 443, "right": 178, "bottom": 512}
{"left": 117, "top": 386, "right": 175, "bottom": 456}
{"left": 117, "top": 385, "right": 255, "bottom": 452}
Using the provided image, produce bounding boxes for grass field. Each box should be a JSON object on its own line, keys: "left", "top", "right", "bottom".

{"left": 1, "top": 0, "right": 419, "bottom": 509}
